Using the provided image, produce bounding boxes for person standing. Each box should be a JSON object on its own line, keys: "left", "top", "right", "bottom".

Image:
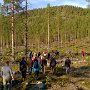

{"left": 1, "top": 61, "right": 14, "bottom": 90}
{"left": 38, "top": 52, "right": 41, "bottom": 57}
{"left": 20, "top": 57, "right": 27, "bottom": 81}
{"left": 64, "top": 57, "right": 71, "bottom": 74}
{"left": 29, "top": 51, "right": 33, "bottom": 59}
{"left": 82, "top": 50, "right": 85, "bottom": 57}
{"left": 27, "top": 57, "right": 33, "bottom": 75}
{"left": 41, "top": 55, "right": 47, "bottom": 74}
{"left": 32, "top": 57, "right": 40, "bottom": 77}
{"left": 50, "top": 57, "right": 57, "bottom": 74}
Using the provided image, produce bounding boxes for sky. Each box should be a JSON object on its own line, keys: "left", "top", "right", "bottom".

{"left": 0, "top": 0, "right": 88, "bottom": 9}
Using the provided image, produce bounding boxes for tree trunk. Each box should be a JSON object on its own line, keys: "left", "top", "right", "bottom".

{"left": 25, "top": 0, "right": 28, "bottom": 61}
{"left": 58, "top": 27, "right": 60, "bottom": 51}
{"left": 38, "top": 39, "right": 40, "bottom": 52}
{"left": 65, "top": 33, "right": 67, "bottom": 47}
{"left": 0, "top": 30, "right": 3, "bottom": 54}
{"left": 11, "top": 0, "right": 15, "bottom": 61}
{"left": 47, "top": 4, "right": 50, "bottom": 52}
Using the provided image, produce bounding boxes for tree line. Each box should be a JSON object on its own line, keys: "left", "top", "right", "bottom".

{"left": 0, "top": 4, "right": 90, "bottom": 55}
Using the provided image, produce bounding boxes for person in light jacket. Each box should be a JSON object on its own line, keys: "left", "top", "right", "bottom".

{"left": 1, "top": 61, "right": 14, "bottom": 90}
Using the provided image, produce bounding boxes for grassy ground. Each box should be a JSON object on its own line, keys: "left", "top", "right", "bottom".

{"left": 0, "top": 55, "right": 90, "bottom": 90}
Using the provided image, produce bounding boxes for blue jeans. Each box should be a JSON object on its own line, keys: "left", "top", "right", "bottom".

{"left": 65, "top": 67, "right": 70, "bottom": 74}
{"left": 34, "top": 71, "right": 39, "bottom": 77}
{"left": 28, "top": 67, "right": 32, "bottom": 75}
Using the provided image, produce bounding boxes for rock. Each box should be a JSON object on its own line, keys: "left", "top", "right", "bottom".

{"left": 36, "top": 81, "right": 44, "bottom": 89}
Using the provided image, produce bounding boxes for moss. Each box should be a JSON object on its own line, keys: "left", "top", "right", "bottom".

{"left": 81, "top": 81, "right": 90, "bottom": 89}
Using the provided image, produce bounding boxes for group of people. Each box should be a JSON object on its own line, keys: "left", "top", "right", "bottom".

{"left": 1, "top": 50, "right": 72, "bottom": 90}
{"left": 20, "top": 51, "right": 57, "bottom": 81}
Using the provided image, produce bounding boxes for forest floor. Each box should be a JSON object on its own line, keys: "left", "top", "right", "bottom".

{"left": 0, "top": 55, "right": 90, "bottom": 90}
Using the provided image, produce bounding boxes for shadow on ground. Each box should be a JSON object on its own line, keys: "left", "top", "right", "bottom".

{"left": 25, "top": 74, "right": 47, "bottom": 90}
{"left": 0, "top": 79, "right": 23, "bottom": 90}
{"left": 71, "top": 66, "right": 90, "bottom": 78}
{"left": 54, "top": 66, "right": 90, "bottom": 78}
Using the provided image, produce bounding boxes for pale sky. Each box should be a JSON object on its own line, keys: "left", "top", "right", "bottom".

{"left": 0, "top": 0, "right": 88, "bottom": 9}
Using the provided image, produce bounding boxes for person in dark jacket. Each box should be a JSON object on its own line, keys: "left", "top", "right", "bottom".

{"left": 38, "top": 52, "right": 41, "bottom": 57}
{"left": 20, "top": 57, "right": 27, "bottom": 81}
{"left": 64, "top": 57, "right": 71, "bottom": 74}
{"left": 29, "top": 51, "right": 33, "bottom": 59}
{"left": 50, "top": 57, "right": 57, "bottom": 74}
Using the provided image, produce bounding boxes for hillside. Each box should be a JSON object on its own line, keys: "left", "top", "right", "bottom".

{"left": 0, "top": 5, "right": 90, "bottom": 53}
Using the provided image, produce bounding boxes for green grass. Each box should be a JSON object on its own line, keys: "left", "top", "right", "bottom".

{"left": 82, "top": 81, "right": 90, "bottom": 88}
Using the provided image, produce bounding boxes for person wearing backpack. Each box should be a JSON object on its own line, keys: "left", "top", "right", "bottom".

{"left": 20, "top": 56, "right": 27, "bottom": 81}
{"left": 41, "top": 55, "right": 47, "bottom": 74}
{"left": 64, "top": 57, "right": 71, "bottom": 74}
{"left": 32, "top": 57, "right": 40, "bottom": 77}
{"left": 27, "top": 57, "right": 33, "bottom": 75}
{"left": 50, "top": 57, "right": 57, "bottom": 74}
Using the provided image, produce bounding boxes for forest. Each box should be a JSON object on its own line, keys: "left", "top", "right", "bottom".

{"left": 0, "top": 1, "right": 90, "bottom": 90}
{"left": 0, "top": 4, "right": 90, "bottom": 57}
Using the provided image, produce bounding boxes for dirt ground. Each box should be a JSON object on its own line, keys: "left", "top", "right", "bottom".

{"left": 0, "top": 56, "right": 90, "bottom": 90}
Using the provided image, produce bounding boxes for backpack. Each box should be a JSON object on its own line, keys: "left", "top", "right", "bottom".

{"left": 20, "top": 60, "right": 27, "bottom": 71}
{"left": 50, "top": 58, "right": 56, "bottom": 67}
{"left": 33, "top": 60, "right": 39, "bottom": 68}
{"left": 65, "top": 59, "right": 71, "bottom": 67}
